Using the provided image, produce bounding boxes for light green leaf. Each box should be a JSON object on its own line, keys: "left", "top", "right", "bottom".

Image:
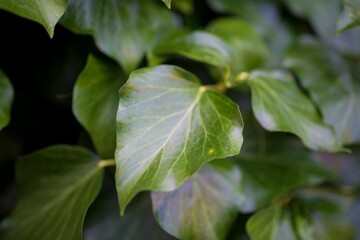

{"left": 116, "top": 65, "right": 243, "bottom": 213}
{"left": 207, "top": 17, "right": 267, "bottom": 86}
{"left": 247, "top": 70, "right": 343, "bottom": 152}
{"left": 0, "top": 145, "right": 103, "bottom": 240}
{"left": 151, "top": 161, "right": 244, "bottom": 240}
{"left": 162, "top": 0, "right": 171, "bottom": 8}
{"left": 61, "top": 0, "right": 176, "bottom": 74}
{"left": 284, "top": 40, "right": 360, "bottom": 145}
{"left": 0, "top": 70, "right": 13, "bottom": 131}
{"left": 337, "top": 0, "right": 360, "bottom": 33}
{"left": 0, "top": 0, "right": 68, "bottom": 37}
{"left": 236, "top": 154, "right": 330, "bottom": 212}
{"left": 151, "top": 31, "right": 231, "bottom": 69}
{"left": 73, "top": 54, "right": 124, "bottom": 158}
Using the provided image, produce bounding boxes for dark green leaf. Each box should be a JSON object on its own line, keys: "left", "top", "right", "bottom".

{"left": 151, "top": 161, "right": 243, "bottom": 240}
{"left": 284, "top": 40, "right": 360, "bottom": 145}
{"left": 73, "top": 54, "right": 124, "bottom": 158}
{"left": 337, "top": 0, "right": 360, "bottom": 33}
{"left": 151, "top": 31, "right": 231, "bottom": 71}
{"left": 207, "top": 17, "right": 267, "bottom": 86}
{"left": 236, "top": 154, "right": 330, "bottom": 212}
{"left": 0, "top": 145, "right": 103, "bottom": 240}
{"left": 61, "top": 0, "right": 176, "bottom": 74}
{"left": 248, "top": 70, "right": 343, "bottom": 152}
{"left": 0, "top": 0, "right": 68, "bottom": 37}
{"left": 116, "top": 65, "right": 243, "bottom": 213}
{"left": 0, "top": 70, "right": 13, "bottom": 131}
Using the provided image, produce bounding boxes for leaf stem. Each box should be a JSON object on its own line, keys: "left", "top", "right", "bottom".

{"left": 205, "top": 81, "right": 227, "bottom": 93}
{"left": 98, "top": 159, "right": 116, "bottom": 168}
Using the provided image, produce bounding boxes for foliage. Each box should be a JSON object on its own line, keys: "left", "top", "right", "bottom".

{"left": 0, "top": 0, "right": 360, "bottom": 239}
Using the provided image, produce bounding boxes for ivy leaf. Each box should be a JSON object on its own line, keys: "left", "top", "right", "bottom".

{"left": 0, "top": 70, "right": 13, "bottom": 131}
{"left": 284, "top": 40, "right": 360, "bottom": 145}
{"left": 151, "top": 31, "right": 231, "bottom": 69}
{"left": 162, "top": 0, "right": 171, "bottom": 8}
{"left": 247, "top": 70, "right": 343, "bottom": 152}
{"left": 61, "top": 0, "right": 176, "bottom": 74}
{"left": 116, "top": 65, "right": 243, "bottom": 213}
{"left": 151, "top": 161, "right": 244, "bottom": 240}
{"left": 0, "top": 145, "right": 103, "bottom": 240}
{"left": 337, "top": 0, "right": 360, "bottom": 33}
{"left": 207, "top": 17, "right": 267, "bottom": 73}
{"left": 236, "top": 154, "right": 330, "bottom": 212}
{"left": 0, "top": 0, "right": 68, "bottom": 37}
{"left": 73, "top": 55, "right": 124, "bottom": 158}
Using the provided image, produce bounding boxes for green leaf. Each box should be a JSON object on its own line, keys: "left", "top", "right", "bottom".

{"left": 0, "top": 0, "right": 68, "bottom": 37}
{"left": 0, "top": 70, "right": 13, "bottom": 131}
{"left": 337, "top": 0, "right": 360, "bottom": 33}
{"left": 61, "top": 0, "right": 176, "bottom": 74}
{"left": 151, "top": 161, "right": 244, "bottom": 240}
{"left": 0, "top": 145, "right": 103, "bottom": 240}
{"left": 281, "top": 0, "right": 340, "bottom": 38}
{"left": 284, "top": 40, "right": 360, "bottom": 145}
{"left": 207, "top": 17, "right": 267, "bottom": 86}
{"left": 151, "top": 31, "right": 231, "bottom": 69}
{"left": 162, "top": 0, "right": 171, "bottom": 8}
{"left": 73, "top": 54, "right": 124, "bottom": 158}
{"left": 236, "top": 154, "right": 330, "bottom": 212}
{"left": 116, "top": 65, "right": 243, "bottom": 213}
{"left": 247, "top": 70, "right": 343, "bottom": 152}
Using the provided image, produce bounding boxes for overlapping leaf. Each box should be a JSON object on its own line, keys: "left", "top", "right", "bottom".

{"left": 0, "top": 146, "right": 103, "bottom": 240}
{"left": 0, "top": 70, "right": 13, "bottom": 131}
{"left": 0, "top": 0, "right": 68, "bottom": 37}
{"left": 73, "top": 55, "right": 124, "bottom": 158}
{"left": 284, "top": 40, "right": 360, "bottom": 145}
{"left": 61, "top": 0, "right": 176, "bottom": 74}
{"left": 207, "top": 18, "right": 267, "bottom": 86}
{"left": 162, "top": 0, "right": 171, "bottom": 8}
{"left": 247, "top": 70, "right": 342, "bottom": 152}
{"left": 115, "top": 65, "right": 243, "bottom": 213}
{"left": 337, "top": 0, "right": 360, "bottom": 33}
{"left": 236, "top": 154, "right": 330, "bottom": 212}
{"left": 152, "top": 161, "right": 243, "bottom": 240}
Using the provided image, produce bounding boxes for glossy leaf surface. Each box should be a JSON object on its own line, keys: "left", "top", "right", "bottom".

{"left": 116, "top": 65, "right": 243, "bottom": 213}
{"left": 61, "top": 0, "right": 175, "bottom": 74}
{"left": 248, "top": 71, "right": 342, "bottom": 152}
{"left": 0, "top": 70, "right": 13, "bottom": 131}
{"left": 0, "top": 146, "right": 103, "bottom": 240}
{"left": 284, "top": 40, "right": 360, "bottom": 145}
{"left": 152, "top": 161, "right": 243, "bottom": 240}
{"left": 73, "top": 55, "right": 124, "bottom": 158}
{"left": 0, "top": 0, "right": 68, "bottom": 37}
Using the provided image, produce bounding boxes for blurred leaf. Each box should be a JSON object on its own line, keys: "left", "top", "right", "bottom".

{"left": 151, "top": 31, "right": 232, "bottom": 77}
{"left": 0, "top": 70, "right": 13, "bottom": 131}
{"left": 337, "top": 0, "right": 360, "bottom": 33}
{"left": 73, "top": 54, "right": 124, "bottom": 158}
{"left": 151, "top": 161, "right": 244, "bottom": 240}
{"left": 162, "top": 0, "right": 171, "bottom": 8}
{"left": 247, "top": 70, "right": 343, "bottom": 152}
{"left": 61, "top": 0, "right": 176, "bottom": 74}
{"left": 284, "top": 40, "right": 360, "bottom": 145}
{"left": 235, "top": 154, "right": 330, "bottom": 212}
{"left": 207, "top": 17, "right": 267, "bottom": 86}
{"left": 0, "top": 0, "right": 68, "bottom": 37}
{"left": 281, "top": 0, "right": 340, "bottom": 38}
{"left": 84, "top": 178, "right": 174, "bottom": 240}
{"left": 172, "top": 0, "right": 193, "bottom": 14}
{"left": 0, "top": 146, "right": 103, "bottom": 240}
{"left": 116, "top": 65, "right": 243, "bottom": 213}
